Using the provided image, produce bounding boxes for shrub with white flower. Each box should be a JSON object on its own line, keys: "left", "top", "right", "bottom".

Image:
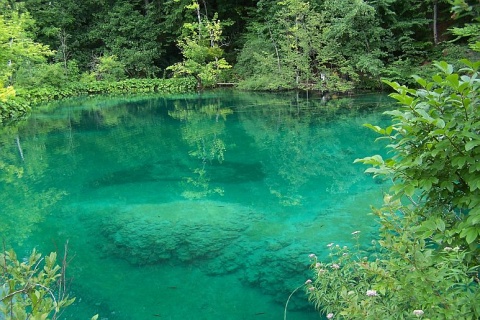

{"left": 366, "top": 290, "right": 378, "bottom": 297}
{"left": 305, "top": 58, "right": 480, "bottom": 319}
{"left": 413, "top": 309, "right": 424, "bottom": 317}
{"left": 306, "top": 222, "right": 478, "bottom": 319}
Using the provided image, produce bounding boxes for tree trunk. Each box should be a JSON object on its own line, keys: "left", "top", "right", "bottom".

{"left": 194, "top": 74, "right": 203, "bottom": 90}
{"left": 196, "top": 4, "right": 202, "bottom": 41}
{"left": 59, "top": 29, "right": 69, "bottom": 76}
{"left": 15, "top": 136, "right": 24, "bottom": 161}
{"left": 433, "top": 0, "right": 438, "bottom": 45}
{"left": 295, "top": 17, "right": 300, "bottom": 87}
{"left": 268, "top": 27, "right": 281, "bottom": 73}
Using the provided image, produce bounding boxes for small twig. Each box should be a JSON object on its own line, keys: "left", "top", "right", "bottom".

{"left": 35, "top": 283, "right": 59, "bottom": 319}
{"left": 28, "top": 256, "right": 45, "bottom": 284}
{"left": 1, "top": 240, "right": 7, "bottom": 273}
{"left": 284, "top": 285, "right": 303, "bottom": 320}
{"left": 59, "top": 241, "right": 69, "bottom": 300}
{"left": 1, "top": 287, "right": 32, "bottom": 302}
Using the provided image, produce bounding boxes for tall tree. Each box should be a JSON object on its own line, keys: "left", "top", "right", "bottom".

{"left": 235, "top": 0, "right": 324, "bottom": 90}
{"left": 87, "top": 1, "right": 162, "bottom": 78}
{"left": 0, "top": 1, "right": 52, "bottom": 101}
{"left": 318, "top": 0, "right": 385, "bottom": 86}
{"left": 167, "top": 0, "right": 231, "bottom": 89}
{"left": 236, "top": 0, "right": 385, "bottom": 91}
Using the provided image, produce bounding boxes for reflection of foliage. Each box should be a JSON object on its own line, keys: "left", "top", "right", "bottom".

{"left": 2, "top": 78, "right": 197, "bottom": 123}
{"left": 168, "top": 98, "right": 232, "bottom": 199}
{"left": 182, "top": 167, "right": 225, "bottom": 199}
{"left": 1, "top": 91, "right": 392, "bottom": 209}
{"left": 1, "top": 185, "right": 66, "bottom": 243}
{"left": 0, "top": 161, "right": 23, "bottom": 183}
{"left": 237, "top": 93, "right": 393, "bottom": 206}
{"left": 0, "top": 123, "right": 66, "bottom": 243}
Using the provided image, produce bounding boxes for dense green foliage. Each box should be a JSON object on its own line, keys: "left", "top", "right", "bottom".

{"left": 0, "top": 1, "right": 52, "bottom": 100}
{"left": 305, "top": 2, "right": 480, "bottom": 315}
{"left": 304, "top": 2, "right": 479, "bottom": 319}
{"left": 167, "top": 1, "right": 231, "bottom": 89}
{"left": 0, "top": 0, "right": 479, "bottom": 122}
{"left": 378, "top": 61, "right": 479, "bottom": 252}
{"left": 450, "top": 0, "right": 480, "bottom": 51}
{"left": 235, "top": 0, "right": 474, "bottom": 90}
{"left": 1, "top": 0, "right": 477, "bottom": 85}
{"left": 305, "top": 61, "right": 480, "bottom": 319}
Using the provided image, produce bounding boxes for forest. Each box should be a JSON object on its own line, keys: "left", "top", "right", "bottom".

{"left": 1, "top": 0, "right": 479, "bottom": 121}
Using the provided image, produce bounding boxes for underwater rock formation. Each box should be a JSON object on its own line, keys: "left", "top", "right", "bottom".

{"left": 97, "top": 200, "right": 315, "bottom": 310}
{"left": 99, "top": 201, "right": 261, "bottom": 264}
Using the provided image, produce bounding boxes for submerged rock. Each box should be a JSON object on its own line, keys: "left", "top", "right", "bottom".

{"left": 99, "top": 200, "right": 260, "bottom": 265}
{"left": 95, "top": 200, "right": 317, "bottom": 310}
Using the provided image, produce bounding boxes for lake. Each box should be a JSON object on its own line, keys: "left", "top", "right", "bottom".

{"left": 0, "top": 90, "right": 393, "bottom": 319}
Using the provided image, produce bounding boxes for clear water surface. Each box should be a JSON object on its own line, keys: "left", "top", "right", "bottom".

{"left": 0, "top": 90, "right": 393, "bottom": 319}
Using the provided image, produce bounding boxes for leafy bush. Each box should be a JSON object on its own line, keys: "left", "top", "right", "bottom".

{"left": 0, "top": 77, "right": 197, "bottom": 123}
{"left": 362, "top": 60, "right": 480, "bottom": 253}
{"left": 306, "top": 205, "right": 479, "bottom": 319}
{"left": 1, "top": 248, "right": 75, "bottom": 320}
{"left": 89, "top": 55, "right": 127, "bottom": 82}
{"left": 14, "top": 61, "right": 80, "bottom": 89}
{"left": 305, "top": 60, "right": 480, "bottom": 319}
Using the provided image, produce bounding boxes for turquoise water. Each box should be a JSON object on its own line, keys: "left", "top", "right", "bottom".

{"left": 0, "top": 90, "right": 392, "bottom": 319}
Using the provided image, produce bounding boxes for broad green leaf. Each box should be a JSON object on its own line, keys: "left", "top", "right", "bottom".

{"left": 464, "top": 228, "right": 478, "bottom": 244}
{"left": 389, "top": 183, "right": 403, "bottom": 195}
{"left": 432, "top": 74, "right": 443, "bottom": 83}
{"left": 459, "top": 59, "right": 480, "bottom": 71}
{"left": 465, "top": 140, "right": 479, "bottom": 151}
{"left": 433, "top": 118, "right": 445, "bottom": 128}
{"left": 434, "top": 61, "right": 453, "bottom": 75}
{"left": 452, "top": 156, "right": 467, "bottom": 168}
{"left": 354, "top": 155, "right": 384, "bottom": 166}
{"left": 412, "top": 75, "right": 427, "bottom": 87}
{"left": 383, "top": 79, "right": 400, "bottom": 90}
{"left": 421, "top": 219, "right": 436, "bottom": 231}
{"left": 404, "top": 184, "right": 415, "bottom": 197}
{"left": 385, "top": 126, "right": 394, "bottom": 135}
{"left": 435, "top": 219, "right": 446, "bottom": 232}
{"left": 363, "top": 123, "right": 385, "bottom": 134}
{"left": 466, "top": 214, "right": 480, "bottom": 226}
{"left": 446, "top": 73, "right": 459, "bottom": 89}
{"left": 416, "top": 109, "right": 433, "bottom": 122}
